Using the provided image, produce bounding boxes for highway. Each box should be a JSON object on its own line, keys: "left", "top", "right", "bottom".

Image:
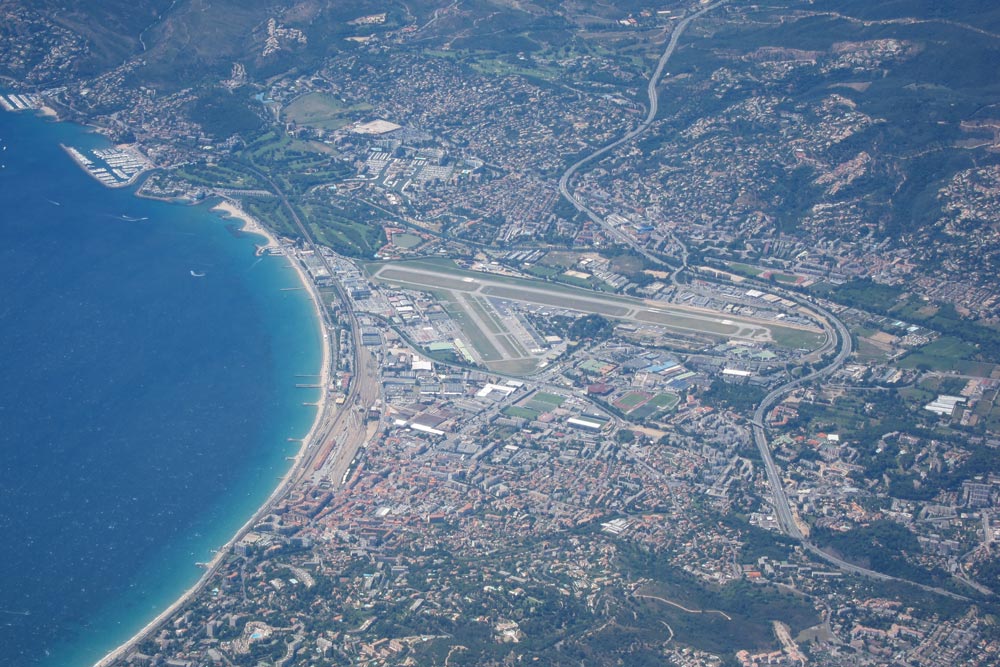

{"left": 552, "top": 3, "right": 978, "bottom": 599}
{"left": 747, "top": 291, "right": 972, "bottom": 600}
{"left": 558, "top": 0, "right": 728, "bottom": 263}
{"left": 751, "top": 298, "right": 851, "bottom": 541}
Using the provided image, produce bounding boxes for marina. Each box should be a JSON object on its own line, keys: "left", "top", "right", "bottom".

{"left": 0, "top": 109, "right": 324, "bottom": 667}
{"left": 61, "top": 144, "right": 151, "bottom": 188}
{"left": 0, "top": 92, "right": 41, "bottom": 112}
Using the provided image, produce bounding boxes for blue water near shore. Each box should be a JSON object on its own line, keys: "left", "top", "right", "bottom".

{"left": 0, "top": 110, "right": 321, "bottom": 667}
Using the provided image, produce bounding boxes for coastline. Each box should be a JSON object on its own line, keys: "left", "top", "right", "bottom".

{"left": 59, "top": 142, "right": 150, "bottom": 189}
{"left": 92, "top": 205, "right": 332, "bottom": 667}
{"left": 211, "top": 200, "right": 281, "bottom": 254}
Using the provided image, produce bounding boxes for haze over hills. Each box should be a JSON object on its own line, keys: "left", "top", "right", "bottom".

{"left": 7, "top": 0, "right": 1000, "bottom": 298}
{"left": 11, "top": 0, "right": 171, "bottom": 76}
{"left": 3, "top": 1, "right": 1000, "bottom": 666}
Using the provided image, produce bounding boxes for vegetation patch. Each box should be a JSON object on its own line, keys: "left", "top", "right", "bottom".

{"left": 531, "top": 392, "right": 566, "bottom": 407}
{"left": 897, "top": 336, "right": 980, "bottom": 372}
{"left": 568, "top": 314, "right": 616, "bottom": 341}
{"left": 502, "top": 406, "right": 541, "bottom": 420}
{"left": 391, "top": 232, "right": 424, "bottom": 249}
{"left": 189, "top": 89, "right": 263, "bottom": 139}
{"left": 828, "top": 279, "right": 906, "bottom": 312}
{"left": 812, "top": 521, "right": 949, "bottom": 585}
{"left": 283, "top": 92, "right": 373, "bottom": 130}
{"left": 703, "top": 379, "right": 766, "bottom": 413}
{"left": 769, "top": 326, "right": 827, "bottom": 350}
{"left": 174, "top": 160, "right": 267, "bottom": 190}
{"left": 621, "top": 546, "right": 820, "bottom": 655}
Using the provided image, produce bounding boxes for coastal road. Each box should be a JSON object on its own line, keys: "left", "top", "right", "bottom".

{"left": 94, "top": 165, "right": 384, "bottom": 667}
{"left": 245, "top": 163, "right": 383, "bottom": 489}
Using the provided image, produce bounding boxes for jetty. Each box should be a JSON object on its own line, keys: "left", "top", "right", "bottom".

{"left": 60, "top": 143, "right": 151, "bottom": 188}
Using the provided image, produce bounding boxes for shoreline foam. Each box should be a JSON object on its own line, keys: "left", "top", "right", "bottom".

{"left": 211, "top": 200, "right": 281, "bottom": 255}
{"left": 92, "top": 204, "right": 332, "bottom": 667}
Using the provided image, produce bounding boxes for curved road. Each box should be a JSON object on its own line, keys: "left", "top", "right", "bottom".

{"left": 554, "top": 2, "right": 976, "bottom": 601}
{"left": 558, "top": 0, "right": 728, "bottom": 262}
{"left": 745, "top": 288, "right": 971, "bottom": 600}
{"left": 751, "top": 298, "right": 851, "bottom": 542}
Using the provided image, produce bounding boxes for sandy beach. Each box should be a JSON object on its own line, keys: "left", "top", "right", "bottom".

{"left": 93, "top": 204, "right": 332, "bottom": 667}
{"left": 211, "top": 200, "right": 281, "bottom": 253}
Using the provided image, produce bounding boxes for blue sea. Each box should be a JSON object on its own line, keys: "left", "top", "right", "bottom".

{"left": 0, "top": 110, "right": 321, "bottom": 666}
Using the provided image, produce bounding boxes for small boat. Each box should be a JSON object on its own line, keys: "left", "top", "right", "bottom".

{"left": 190, "top": 270, "right": 206, "bottom": 278}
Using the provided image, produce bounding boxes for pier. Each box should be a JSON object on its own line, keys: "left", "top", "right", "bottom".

{"left": 60, "top": 143, "right": 151, "bottom": 188}
{"left": 0, "top": 93, "right": 41, "bottom": 112}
